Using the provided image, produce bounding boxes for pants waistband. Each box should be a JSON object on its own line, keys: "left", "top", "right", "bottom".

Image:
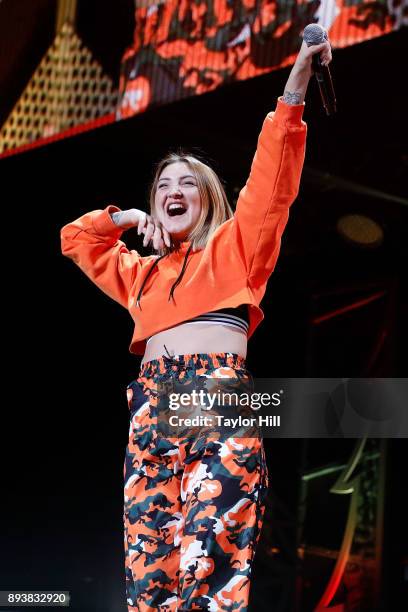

{"left": 139, "top": 350, "right": 247, "bottom": 378}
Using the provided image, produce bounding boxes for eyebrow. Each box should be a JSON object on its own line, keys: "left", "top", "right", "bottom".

{"left": 158, "top": 174, "right": 196, "bottom": 182}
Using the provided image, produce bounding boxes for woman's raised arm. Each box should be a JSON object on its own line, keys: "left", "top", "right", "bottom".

{"left": 232, "top": 36, "right": 332, "bottom": 290}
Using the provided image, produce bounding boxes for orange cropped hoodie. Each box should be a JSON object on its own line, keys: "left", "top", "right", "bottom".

{"left": 61, "top": 99, "right": 307, "bottom": 355}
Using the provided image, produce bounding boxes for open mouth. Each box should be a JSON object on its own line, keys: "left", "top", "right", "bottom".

{"left": 166, "top": 203, "right": 187, "bottom": 217}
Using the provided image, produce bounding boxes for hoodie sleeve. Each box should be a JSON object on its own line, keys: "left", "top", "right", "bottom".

{"left": 60, "top": 204, "right": 142, "bottom": 309}
{"left": 233, "top": 98, "right": 306, "bottom": 288}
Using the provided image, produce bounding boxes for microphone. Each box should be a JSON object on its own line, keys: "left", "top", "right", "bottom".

{"left": 303, "top": 23, "right": 337, "bottom": 116}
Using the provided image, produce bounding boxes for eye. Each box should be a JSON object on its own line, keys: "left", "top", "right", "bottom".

{"left": 183, "top": 181, "right": 196, "bottom": 186}
{"left": 157, "top": 183, "right": 168, "bottom": 189}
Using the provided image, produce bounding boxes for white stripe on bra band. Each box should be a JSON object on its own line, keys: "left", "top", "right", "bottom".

{"left": 145, "top": 312, "right": 249, "bottom": 344}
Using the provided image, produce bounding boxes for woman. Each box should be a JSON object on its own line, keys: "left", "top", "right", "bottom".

{"left": 61, "top": 37, "right": 331, "bottom": 612}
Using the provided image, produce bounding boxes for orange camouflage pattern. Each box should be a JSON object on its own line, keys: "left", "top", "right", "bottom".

{"left": 118, "top": 0, "right": 398, "bottom": 119}
{"left": 123, "top": 351, "right": 269, "bottom": 611}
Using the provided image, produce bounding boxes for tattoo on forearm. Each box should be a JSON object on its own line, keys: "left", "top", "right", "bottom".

{"left": 111, "top": 211, "right": 123, "bottom": 226}
{"left": 283, "top": 90, "right": 302, "bottom": 105}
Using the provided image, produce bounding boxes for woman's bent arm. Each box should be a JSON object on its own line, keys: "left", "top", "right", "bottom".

{"left": 61, "top": 205, "right": 143, "bottom": 308}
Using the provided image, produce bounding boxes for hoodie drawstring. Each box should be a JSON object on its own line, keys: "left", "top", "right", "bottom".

{"left": 136, "top": 254, "right": 166, "bottom": 309}
{"left": 136, "top": 243, "right": 193, "bottom": 309}
{"left": 168, "top": 243, "right": 193, "bottom": 303}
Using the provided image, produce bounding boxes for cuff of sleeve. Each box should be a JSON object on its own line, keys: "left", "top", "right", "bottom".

{"left": 272, "top": 97, "right": 305, "bottom": 125}
{"left": 92, "top": 205, "right": 123, "bottom": 236}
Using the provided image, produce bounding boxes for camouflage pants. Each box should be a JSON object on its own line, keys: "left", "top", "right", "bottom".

{"left": 124, "top": 352, "right": 269, "bottom": 611}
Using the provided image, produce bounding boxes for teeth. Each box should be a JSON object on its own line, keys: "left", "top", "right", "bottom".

{"left": 168, "top": 203, "right": 185, "bottom": 211}
{"left": 167, "top": 203, "right": 186, "bottom": 217}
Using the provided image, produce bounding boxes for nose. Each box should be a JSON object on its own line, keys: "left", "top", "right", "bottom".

{"left": 168, "top": 186, "right": 183, "bottom": 198}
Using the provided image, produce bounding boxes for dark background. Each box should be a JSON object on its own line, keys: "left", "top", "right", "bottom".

{"left": 0, "top": 1, "right": 407, "bottom": 610}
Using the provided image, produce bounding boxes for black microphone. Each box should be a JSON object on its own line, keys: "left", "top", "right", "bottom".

{"left": 303, "top": 23, "right": 337, "bottom": 116}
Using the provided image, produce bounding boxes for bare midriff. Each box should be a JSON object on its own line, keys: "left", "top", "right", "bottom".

{"left": 141, "top": 322, "right": 248, "bottom": 365}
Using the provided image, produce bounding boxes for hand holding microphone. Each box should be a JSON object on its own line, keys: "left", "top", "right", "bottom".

{"left": 301, "top": 24, "right": 336, "bottom": 115}
{"left": 283, "top": 23, "right": 335, "bottom": 115}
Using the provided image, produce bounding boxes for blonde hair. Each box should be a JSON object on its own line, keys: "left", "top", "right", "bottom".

{"left": 149, "top": 152, "right": 233, "bottom": 256}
